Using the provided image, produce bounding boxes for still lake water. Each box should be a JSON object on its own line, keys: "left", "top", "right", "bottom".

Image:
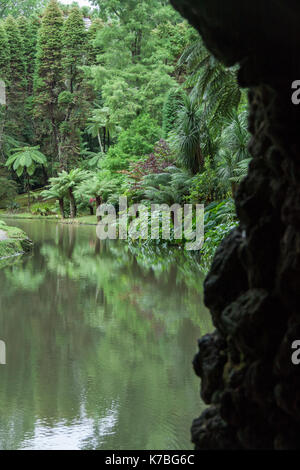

{"left": 0, "top": 219, "right": 212, "bottom": 450}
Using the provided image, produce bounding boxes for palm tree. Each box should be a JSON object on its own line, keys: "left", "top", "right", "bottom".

{"left": 217, "top": 110, "right": 251, "bottom": 195}
{"left": 179, "top": 38, "right": 241, "bottom": 128}
{"left": 75, "top": 170, "right": 120, "bottom": 221}
{"left": 170, "top": 95, "right": 204, "bottom": 174}
{"left": 86, "top": 114, "right": 105, "bottom": 153}
{"left": 41, "top": 184, "right": 66, "bottom": 219}
{"left": 5, "top": 146, "right": 47, "bottom": 210}
{"left": 220, "top": 109, "right": 250, "bottom": 162}
{"left": 86, "top": 106, "right": 120, "bottom": 153}
{"left": 86, "top": 152, "right": 104, "bottom": 169}
{"left": 48, "top": 169, "right": 90, "bottom": 219}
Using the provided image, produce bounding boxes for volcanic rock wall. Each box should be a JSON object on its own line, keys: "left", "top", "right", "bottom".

{"left": 170, "top": 0, "right": 300, "bottom": 449}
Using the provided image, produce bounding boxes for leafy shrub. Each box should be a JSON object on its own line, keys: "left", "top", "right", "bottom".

{"left": 151, "top": 139, "right": 175, "bottom": 161}
{"left": 75, "top": 169, "right": 126, "bottom": 209}
{"left": 201, "top": 199, "right": 238, "bottom": 272}
{"left": 141, "top": 166, "right": 193, "bottom": 205}
{"left": 31, "top": 202, "right": 55, "bottom": 216}
{"left": 127, "top": 209, "right": 185, "bottom": 248}
{"left": 0, "top": 166, "right": 18, "bottom": 208}
{"left": 6, "top": 201, "right": 20, "bottom": 213}
{"left": 188, "top": 158, "right": 228, "bottom": 204}
{"left": 121, "top": 140, "right": 176, "bottom": 196}
{"left": 101, "top": 114, "right": 161, "bottom": 172}
{"left": 230, "top": 158, "right": 251, "bottom": 186}
{"left": 204, "top": 199, "right": 237, "bottom": 232}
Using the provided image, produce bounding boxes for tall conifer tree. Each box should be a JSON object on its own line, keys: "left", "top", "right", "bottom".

{"left": 0, "top": 24, "right": 9, "bottom": 158}
{"left": 86, "top": 18, "right": 104, "bottom": 65}
{"left": 57, "top": 6, "right": 91, "bottom": 169}
{"left": 4, "top": 15, "right": 26, "bottom": 138}
{"left": 18, "top": 15, "right": 40, "bottom": 93}
{"left": 34, "top": 0, "right": 64, "bottom": 165}
{"left": 4, "top": 16, "right": 26, "bottom": 91}
{"left": 0, "top": 24, "right": 10, "bottom": 84}
{"left": 62, "top": 6, "right": 86, "bottom": 92}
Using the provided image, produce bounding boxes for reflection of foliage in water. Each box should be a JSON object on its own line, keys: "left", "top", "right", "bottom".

{"left": 5, "top": 264, "right": 45, "bottom": 291}
{"left": 39, "top": 236, "right": 210, "bottom": 336}
{"left": 0, "top": 221, "right": 212, "bottom": 450}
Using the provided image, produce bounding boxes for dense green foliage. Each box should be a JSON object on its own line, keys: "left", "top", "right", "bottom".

{"left": 0, "top": 0, "right": 46, "bottom": 18}
{"left": 162, "top": 88, "right": 185, "bottom": 139}
{"left": 0, "top": 0, "right": 255, "bottom": 452}
{"left": 0, "top": 0, "right": 251, "bottom": 264}
{"left": 0, "top": 23, "right": 9, "bottom": 83}
{"left": 5, "top": 146, "right": 47, "bottom": 208}
{"left": 33, "top": 0, "right": 64, "bottom": 167}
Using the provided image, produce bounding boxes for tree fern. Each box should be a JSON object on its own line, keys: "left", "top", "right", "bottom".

{"left": 179, "top": 38, "right": 241, "bottom": 127}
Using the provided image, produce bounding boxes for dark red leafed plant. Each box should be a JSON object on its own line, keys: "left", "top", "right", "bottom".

{"left": 120, "top": 140, "right": 176, "bottom": 190}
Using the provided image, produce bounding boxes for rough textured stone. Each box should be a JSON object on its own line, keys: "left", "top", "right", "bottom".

{"left": 170, "top": 0, "right": 300, "bottom": 450}
{"left": 191, "top": 406, "right": 241, "bottom": 450}
{"left": 0, "top": 224, "right": 33, "bottom": 261}
{"left": 193, "top": 332, "right": 227, "bottom": 404}
{"left": 204, "top": 228, "right": 248, "bottom": 320}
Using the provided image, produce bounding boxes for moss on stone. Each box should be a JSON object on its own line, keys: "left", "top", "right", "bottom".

{"left": 0, "top": 221, "right": 33, "bottom": 262}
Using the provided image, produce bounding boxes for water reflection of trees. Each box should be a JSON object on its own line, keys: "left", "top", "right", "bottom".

{"left": 0, "top": 223, "right": 212, "bottom": 450}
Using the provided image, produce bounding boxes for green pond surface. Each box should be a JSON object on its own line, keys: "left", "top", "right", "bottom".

{"left": 0, "top": 219, "right": 212, "bottom": 450}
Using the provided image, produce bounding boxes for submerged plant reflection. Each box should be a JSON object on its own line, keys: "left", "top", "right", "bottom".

{"left": 0, "top": 221, "right": 212, "bottom": 450}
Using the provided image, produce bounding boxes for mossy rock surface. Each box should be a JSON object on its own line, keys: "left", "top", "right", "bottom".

{"left": 0, "top": 221, "right": 33, "bottom": 262}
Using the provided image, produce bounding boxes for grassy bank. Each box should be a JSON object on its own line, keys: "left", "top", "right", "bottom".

{"left": 0, "top": 212, "right": 98, "bottom": 225}
{"left": 0, "top": 191, "right": 98, "bottom": 225}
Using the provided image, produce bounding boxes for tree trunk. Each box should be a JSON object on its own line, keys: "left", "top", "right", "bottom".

{"left": 59, "top": 198, "right": 65, "bottom": 219}
{"left": 97, "top": 131, "right": 104, "bottom": 153}
{"left": 89, "top": 205, "right": 94, "bottom": 216}
{"left": 0, "top": 104, "right": 7, "bottom": 155}
{"left": 50, "top": 107, "right": 60, "bottom": 165}
{"left": 231, "top": 181, "right": 237, "bottom": 197}
{"left": 96, "top": 195, "right": 101, "bottom": 222}
{"left": 42, "top": 165, "right": 48, "bottom": 186}
{"left": 196, "top": 147, "right": 205, "bottom": 174}
{"left": 58, "top": 140, "right": 67, "bottom": 172}
{"left": 27, "top": 174, "right": 31, "bottom": 212}
{"left": 69, "top": 188, "right": 77, "bottom": 219}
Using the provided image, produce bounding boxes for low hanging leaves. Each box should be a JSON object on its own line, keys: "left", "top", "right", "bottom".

{"left": 5, "top": 145, "right": 47, "bottom": 177}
